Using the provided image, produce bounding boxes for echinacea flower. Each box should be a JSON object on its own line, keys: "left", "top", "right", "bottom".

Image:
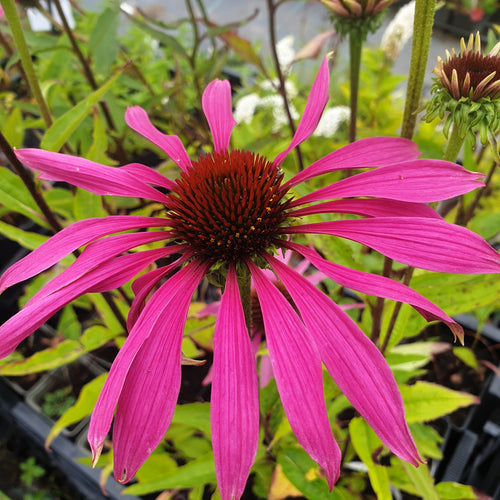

{"left": 1, "top": 56, "right": 499, "bottom": 500}
{"left": 426, "top": 32, "right": 500, "bottom": 144}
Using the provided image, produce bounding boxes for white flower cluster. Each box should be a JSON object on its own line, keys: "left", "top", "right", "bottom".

{"left": 380, "top": 0, "right": 415, "bottom": 61}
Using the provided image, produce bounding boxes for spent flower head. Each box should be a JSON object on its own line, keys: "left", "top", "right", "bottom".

{"left": 425, "top": 32, "right": 500, "bottom": 145}
{"left": 1, "top": 57, "right": 499, "bottom": 500}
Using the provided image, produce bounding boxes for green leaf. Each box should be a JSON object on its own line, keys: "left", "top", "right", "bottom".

{"left": 73, "top": 188, "right": 105, "bottom": 221}
{"left": 88, "top": 7, "right": 119, "bottom": 75}
{"left": 0, "top": 326, "right": 117, "bottom": 375}
{"left": 412, "top": 272, "right": 500, "bottom": 315}
{"left": 57, "top": 305, "right": 81, "bottom": 340}
{"left": 453, "top": 347, "right": 479, "bottom": 369}
{"left": 123, "top": 453, "right": 216, "bottom": 495}
{"left": 171, "top": 402, "right": 211, "bottom": 436}
{"left": 400, "top": 381, "right": 478, "bottom": 423}
{"left": 45, "top": 373, "right": 107, "bottom": 448}
{"left": 278, "top": 447, "right": 344, "bottom": 500}
{"left": 2, "top": 106, "right": 24, "bottom": 149}
{"left": 349, "top": 417, "right": 391, "bottom": 500}
{"left": 0, "top": 168, "right": 48, "bottom": 227}
{"left": 401, "top": 460, "right": 440, "bottom": 499}
{"left": 435, "top": 481, "right": 477, "bottom": 499}
{"left": 40, "top": 67, "right": 125, "bottom": 152}
{"left": 0, "top": 220, "right": 48, "bottom": 250}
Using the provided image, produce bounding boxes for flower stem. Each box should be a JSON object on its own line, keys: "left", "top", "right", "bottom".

{"left": 267, "top": 0, "right": 304, "bottom": 171}
{"left": 348, "top": 31, "right": 362, "bottom": 143}
{"left": 443, "top": 124, "right": 463, "bottom": 162}
{"left": 1, "top": 0, "right": 53, "bottom": 128}
{"left": 401, "top": 0, "right": 436, "bottom": 139}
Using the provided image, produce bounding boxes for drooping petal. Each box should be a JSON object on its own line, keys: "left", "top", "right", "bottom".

{"left": 247, "top": 260, "right": 341, "bottom": 488}
{"left": 0, "top": 216, "right": 169, "bottom": 293}
{"left": 286, "top": 217, "right": 500, "bottom": 274}
{"left": 112, "top": 260, "right": 209, "bottom": 483}
{"left": 202, "top": 79, "right": 236, "bottom": 153}
{"left": 127, "top": 253, "right": 187, "bottom": 331}
{"left": 29, "top": 231, "right": 173, "bottom": 302}
{"left": 264, "top": 254, "right": 422, "bottom": 466}
{"left": 124, "top": 106, "right": 191, "bottom": 171}
{"left": 284, "top": 137, "right": 421, "bottom": 189}
{"left": 15, "top": 149, "right": 168, "bottom": 203}
{"left": 290, "top": 160, "right": 484, "bottom": 207}
{"left": 88, "top": 260, "right": 209, "bottom": 471}
{"left": 0, "top": 248, "right": 168, "bottom": 358}
{"left": 211, "top": 266, "right": 259, "bottom": 500}
{"left": 274, "top": 56, "right": 330, "bottom": 166}
{"left": 289, "top": 198, "right": 441, "bottom": 219}
{"left": 285, "top": 241, "right": 463, "bottom": 341}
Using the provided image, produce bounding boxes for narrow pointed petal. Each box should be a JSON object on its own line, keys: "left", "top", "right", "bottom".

{"left": 124, "top": 106, "right": 191, "bottom": 171}
{"left": 0, "top": 248, "right": 168, "bottom": 358}
{"left": 247, "top": 260, "right": 341, "bottom": 488}
{"left": 0, "top": 216, "right": 169, "bottom": 293}
{"left": 285, "top": 137, "right": 420, "bottom": 188}
{"left": 290, "top": 161, "right": 484, "bottom": 207}
{"left": 289, "top": 198, "right": 441, "bottom": 219}
{"left": 264, "top": 254, "right": 422, "bottom": 465}
{"left": 274, "top": 57, "right": 330, "bottom": 166}
{"left": 29, "top": 231, "right": 173, "bottom": 302}
{"left": 15, "top": 149, "right": 168, "bottom": 203}
{"left": 202, "top": 79, "right": 236, "bottom": 153}
{"left": 283, "top": 241, "right": 463, "bottom": 341}
{"left": 112, "top": 261, "right": 209, "bottom": 482}
{"left": 88, "top": 260, "right": 209, "bottom": 471}
{"left": 286, "top": 218, "right": 500, "bottom": 274}
{"left": 211, "top": 266, "right": 259, "bottom": 500}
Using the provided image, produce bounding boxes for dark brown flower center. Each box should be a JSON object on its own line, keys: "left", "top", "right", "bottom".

{"left": 166, "top": 150, "right": 291, "bottom": 264}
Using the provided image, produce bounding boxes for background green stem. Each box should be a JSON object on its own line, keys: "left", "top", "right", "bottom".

{"left": 442, "top": 125, "right": 463, "bottom": 162}
{"left": 348, "top": 31, "right": 363, "bottom": 143}
{"left": 0, "top": 0, "right": 53, "bottom": 128}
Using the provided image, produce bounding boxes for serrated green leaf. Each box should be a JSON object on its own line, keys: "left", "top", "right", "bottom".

{"left": 0, "top": 220, "right": 48, "bottom": 250}
{"left": 400, "top": 381, "right": 478, "bottom": 423}
{"left": 45, "top": 372, "right": 107, "bottom": 448}
{"left": 40, "top": 67, "right": 125, "bottom": 152}
{"left": 123, "top": 453, "right": 216, "bottom": 495}
{"left": 349, "top": 417, "right": 391, "bottom": 500}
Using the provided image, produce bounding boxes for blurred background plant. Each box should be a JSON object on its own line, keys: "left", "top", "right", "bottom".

{"left": 0, "top": 0, "right": 499, "bottom": 499}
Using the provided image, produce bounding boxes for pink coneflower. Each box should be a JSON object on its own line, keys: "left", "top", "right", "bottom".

{"left": 1, "top": 57, "right": 499, "bottom": 499}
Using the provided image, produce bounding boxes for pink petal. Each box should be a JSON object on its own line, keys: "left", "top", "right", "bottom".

{"left": 124, "top": 106, "right": 191, "bottom": 171}
{"left": 120, "top": 163, "right": 176, "bottom": 190}
{"left": 29, "top": 231, "right": 173, "bottom": 303}
{"left": 285, "top": 218, "right": 500, "bottom": 274}
{"left": 88, "top": 260, "right": 209, "bottom": 473}
{"left": 284, "top": 241, "right": 463, "bottom": 341}
{"left": 274, "top": 57, "right": 330, "bottom": 166}
{"left": 284, "top": 137, "right": 421, "bottom": 189}
{"left": 264, "top": 254, "right": 422, "bottom": 465}
{"left": 290, "top": 161, "right": 484, "bottom": 207}
{"left": 247, "top": 260, "right": 341, "bottom": 488}
{"left": 0, "top": 248, "right": 168, "bottom": 358}
{"left": 211, "top": 266, "right": 259, "bottom": 500}
{"left": 0, "top": 216, "right": 169, "bottom": 293}
{"left": 15, "top": 149, "right": 168, "bottom": 203}
{"left": 127, "top": 253, "right": 188, "bottom": 331}
{"left": 289, "top": 198, "right": 441, "bottom": 219}
{"left": 202, "top": 79, "right": 236, "bottom": 153}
